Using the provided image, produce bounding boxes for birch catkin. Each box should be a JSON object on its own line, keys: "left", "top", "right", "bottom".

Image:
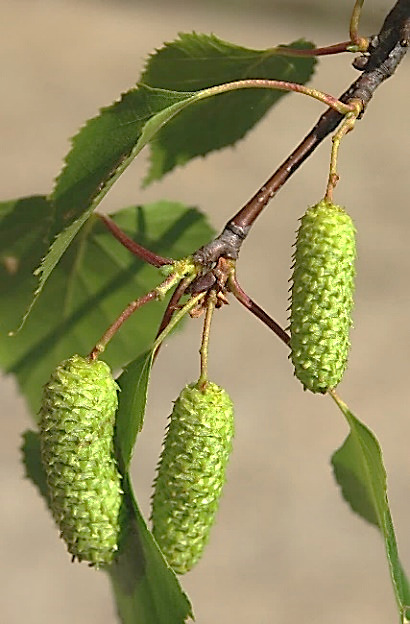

{"left": 289, "top": 200, "right": 356, "bottom": 393}
{"left": 39, "top": 354, "right": 122, "bottom": 566}
{"left": 151, "top": 382, "right": 234, "bottom": 574}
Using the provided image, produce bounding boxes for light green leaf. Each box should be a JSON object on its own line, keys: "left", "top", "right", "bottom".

{"left": 141, "top": 33, "right": 316, "bottom": 183}
{"left": 0, "top": 198, "right": 213, "bottom": 415}
{"left": 331, "top": 393, "right": 410, "bottom": 623}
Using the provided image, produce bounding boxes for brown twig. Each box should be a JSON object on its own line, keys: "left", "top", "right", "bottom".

{"left": 152, "top": 277, "right": 193, "bottom": 361}
{"left": 228, "top": 273, "right": 290, "bottom": 347}
{"left": 229, "top": 0, "right": 410, "bottom": 233}
{"left": 98, "top": 213, "right": 173, "bottom": 268}
{"left": 194, "top": 0, "right": 410, "bottom": 265}
{"left": 276, "top": 41, "right": 357, "bottom": 57}
{"left": 88, "top": 271, "right": 182, "bottom": 359}
{"left": 89, "top": 289, "right": 158, "bottom": 360}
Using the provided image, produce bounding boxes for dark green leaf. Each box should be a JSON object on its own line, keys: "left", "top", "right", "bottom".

{"left": 0, "top": 198, "right": 213, "bottom": 415}
{"left": 142, "top": 34, "right": 316, "bottom": 183}
{"left": 29, "top": 35, "right": 315, "bottom": 315}
{"left": 115, "top": 350, "right": 154, "bottom": 472}
{"left": 51, "top": 86, "right": 191, "bottom": 232}
{"left": 332, "top": 428, "right": 379, "bottom": 527}
{"left": 32, "top": 86, "right": 197, "bottom": 315}
{"left": 110, "top": 474, "right": 193, "bottom": 624}
{"left": 331, "top": 394, "right": 410, "bottom": 621}
{"left": 21, "top": 430, "right": 49, "bottom": 504}
{"left": 0, "top": 196, "right": 53, "bottom": 331}
{"left": 14, "top": 39, "right": 312, "bottom": 322}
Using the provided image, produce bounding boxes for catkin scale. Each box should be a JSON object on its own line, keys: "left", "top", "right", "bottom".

{"left": 151, "top": 382, "right": 234, "bottom": 574}
{"left": 289, "top": 200, "right": 356, "bottom": 393}
{"left": 39, "top": 354, "right": 122, "bottom": 566}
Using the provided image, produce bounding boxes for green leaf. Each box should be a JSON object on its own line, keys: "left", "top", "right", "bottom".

{"left": 115, "top": 350, "right": 154, "bottom": 473}
{"left": 21, "top": 430, "right": 49, "bottom": 504}
{"left": 51, "top": 86, "right": 191, "bottom": 232}
{"left": 0, "top": 196, "right": 54, "bottom": 329}
{"left": 30, "top": 87, "right": 193, "bottom": 318}
{"left": 142, "top": 34, "right": 316, "bottom": 183}
{"left": 22, "top": 431, "right": 193, "bottom": 624}
{"left": 29, "top": 35, "right": 315, "bottom": 317}
{"left": 0, "top": 198, "right": 213, "bottom": 415}
{"left": 331, "top": 394, "right": 410, "bottom": 622}
{"left": 110, "top": 474, "right": 193, "bottom": 624}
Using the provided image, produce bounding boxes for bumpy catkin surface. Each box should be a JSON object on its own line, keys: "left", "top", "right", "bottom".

{"left": 39, "top": 354, "right": 122, "bottom": 566}
{"left": 289, "top": 200, "right": 356, "bottom": 393}
{"left": 151, "top": 382, "right": 234, "bottom": 574}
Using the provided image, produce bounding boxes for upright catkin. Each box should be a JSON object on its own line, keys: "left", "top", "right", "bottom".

{"left": 289, "top": 200, "right": 356, "bottom": 393}
{"left": 151, "top": 382, "right": 234, "bottom": 574}
{"left": 39, "top": 354, "right": 122, "bottom": 566}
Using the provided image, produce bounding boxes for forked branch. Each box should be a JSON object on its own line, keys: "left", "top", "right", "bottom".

{"left": 195, "top": 0, "right": 410, "bottom": 265}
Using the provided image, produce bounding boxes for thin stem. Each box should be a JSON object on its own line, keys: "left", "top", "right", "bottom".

{"left": 228, "top": 274, "right": 290, "bottom": 347}
{"left": 201, "top": 78, "right": 354, "bottom": 116}
{"left": 350, "top": 0, "right": 369, "bottom": 50}
{"left": 276, "top": 41, "right": 356, "bottom": 57}
{"left": 223, "top": 1, "right": 410, "bottom": 239}
{"left": 155, "top": 278, "right": 191, "bottom": 340}
{"left": 328, "top": 388, "right": 350, "bottom": 414}
{"left": 325, "top": 99, "right": 362, "bottom": 201}
{"left": 198, "top": 292, "right": 217, "bottom": 388}
{"left": 89, "top": 272, "right": 179, "bottom": 359}
{"left": 153, "top": 276, "right": 195, "bottom": 361}
{"left": 152, "top": 292, "right": 206, "bottom": 354}
{"left": 98, "top": 213, "right": 173, "bottom": 268}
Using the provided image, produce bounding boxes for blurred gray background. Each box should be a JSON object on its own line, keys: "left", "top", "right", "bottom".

{"left": 2, "top": 0, "right": 410, "bottom": 622}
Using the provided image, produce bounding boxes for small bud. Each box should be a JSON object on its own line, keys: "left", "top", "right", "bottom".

{"left": 151, "top": 382, "right": 234, "bottom": 574}
{"left": 39, "top": 354, "right": 122, "bottom": 566}
{"left": 289, "top": 200, "right": 356, "bottom": 393}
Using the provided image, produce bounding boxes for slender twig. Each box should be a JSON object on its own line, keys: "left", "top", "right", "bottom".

{"left": 325, "top": 99, "right": 362, "bottom": 201}
{"left": 228, "top": 274, "right": 290, "bottom": 347}
{"left": 200, "top": 78, "right": 354, "bottom": 115}
{"left": 276, "top": 41, "right": 357, "bottom": 57}
{"left": 155, "top": 278, "right": 191, "bottom": 340}
{"left": 98, "top": 213, "right": 173, "bottom": 268}
{"left": 229, "top": 0, "right": 409, "bottom": 233}
{"left": 153, "top": 276, "right": 195, "bottom": 361}
{"left": 198, "top": 292, "right": 217, "bottom": 388}
{"left": 194, "top": 0, "right": 410, "bottom": 266}
{"left": 152, "top": 292, "right": 206, "bottom": 354}
{"left": 89, "top": 290, "right": 157, "bottom": 360}
{"left": 350, "top": 0, "right": 369, "bottom": 50}
{"left": 89, "top": 272, "right": 180, "bottom": 359}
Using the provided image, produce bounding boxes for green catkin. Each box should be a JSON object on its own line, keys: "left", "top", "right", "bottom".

{"left": 151, "top": 382, "right": 234, "bottom": 574}
{"left": 39, "top": 354, "right": 122, "bottom": 566}
{"left": 289, "top": 200, "right": 356, "bottom": 393}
